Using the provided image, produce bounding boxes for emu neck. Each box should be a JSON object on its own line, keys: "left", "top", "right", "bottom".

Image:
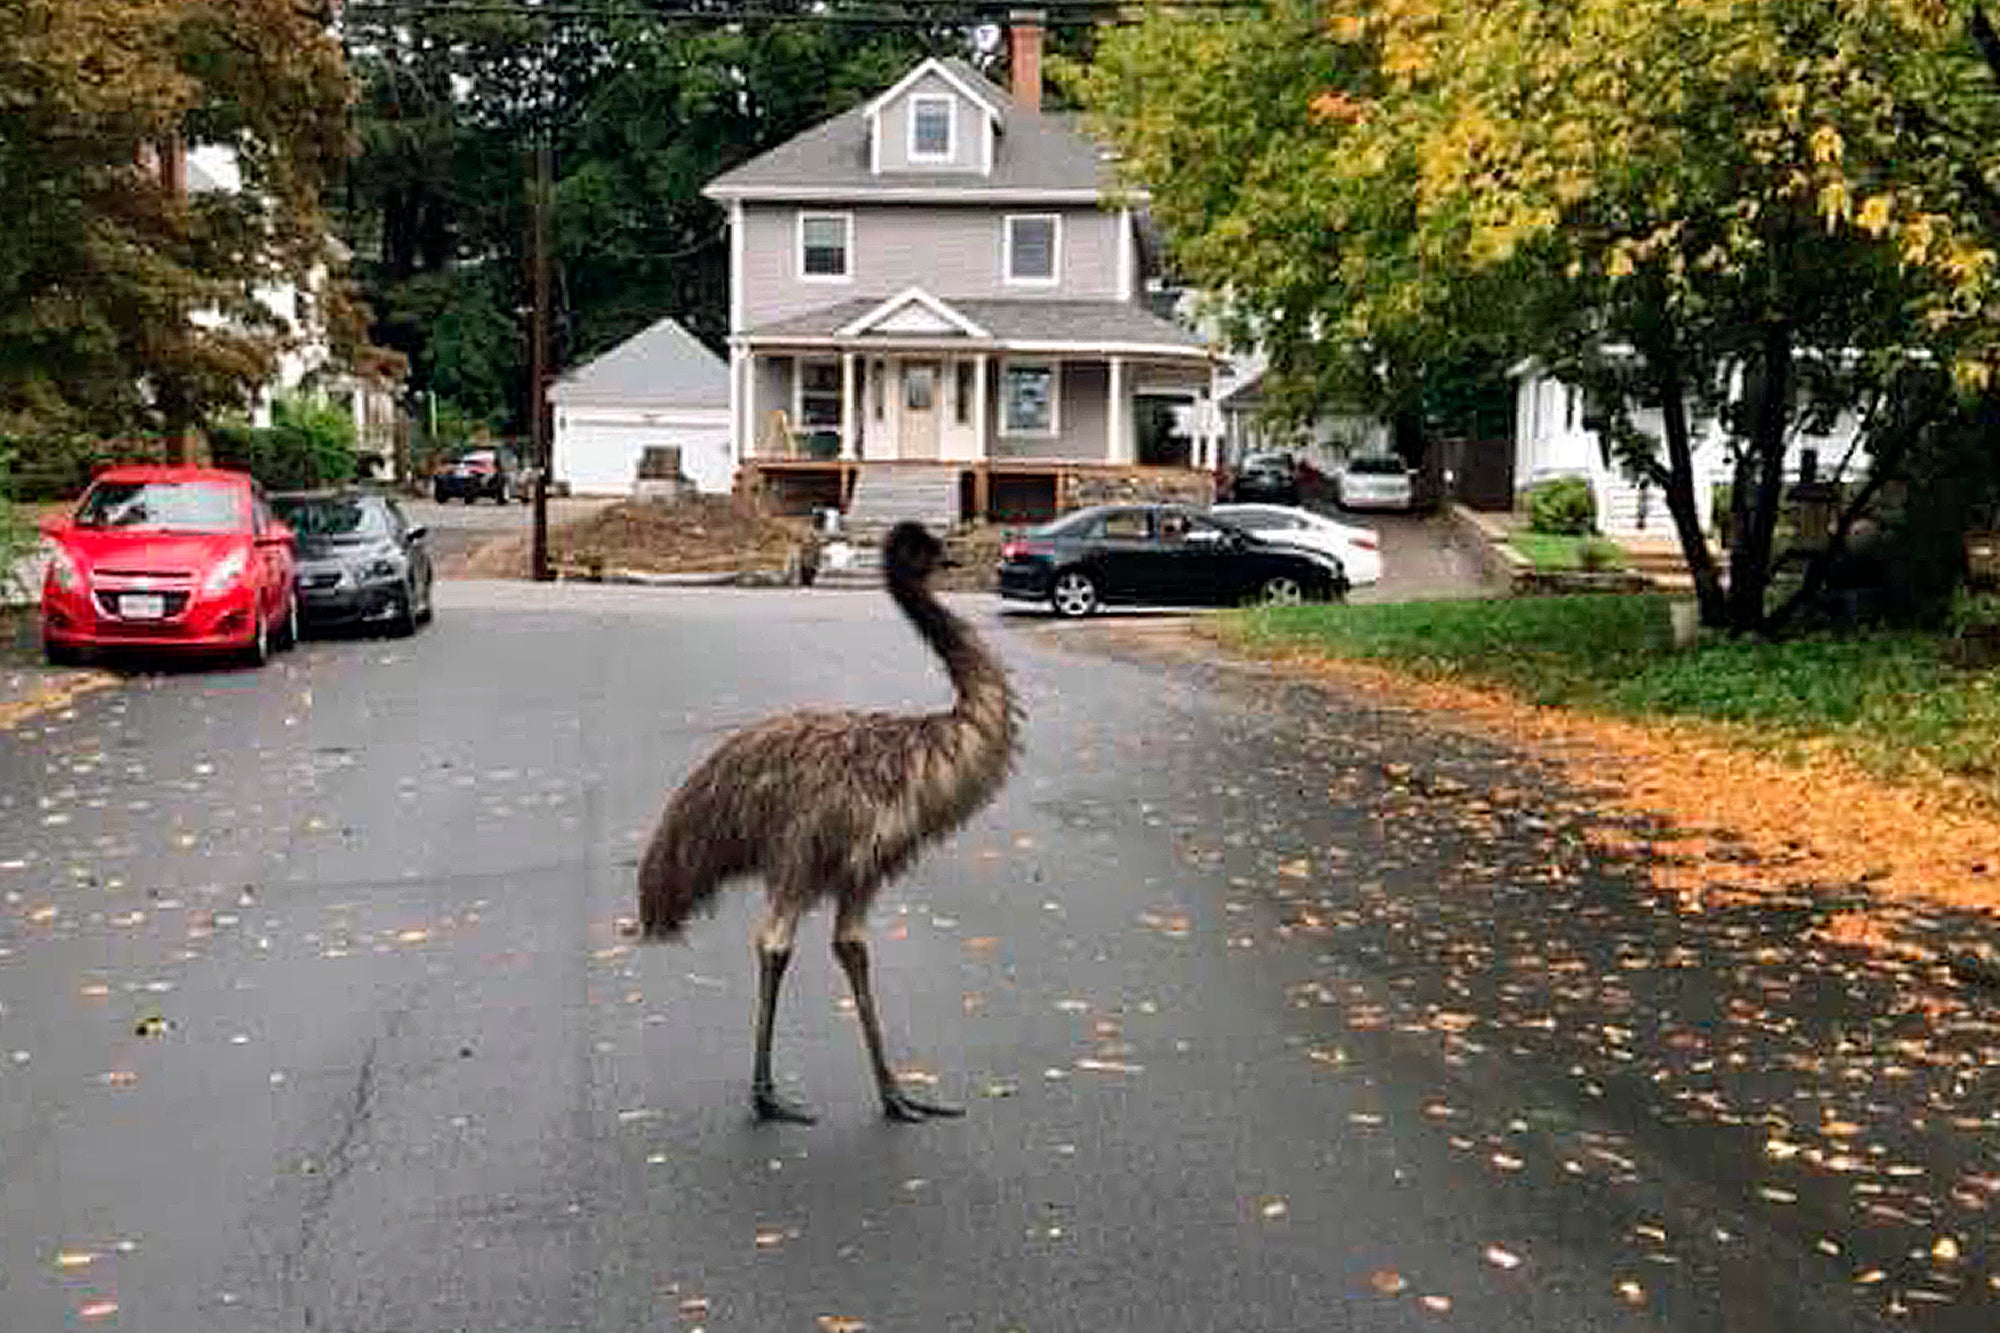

{"left": 888, "top": 573, "right": 1016, "bottom": 743}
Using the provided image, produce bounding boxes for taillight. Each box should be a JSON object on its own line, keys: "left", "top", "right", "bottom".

{"left": 1351, "top": 536, "right": 1379, "bottom": 551}
{"left": 1001, "top": 540, "right": 1053, "bottom": 561}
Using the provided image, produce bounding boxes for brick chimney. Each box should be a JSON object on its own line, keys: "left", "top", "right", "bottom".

{"left": 1008, "top": 9, "right": 1045, "bottom": 112}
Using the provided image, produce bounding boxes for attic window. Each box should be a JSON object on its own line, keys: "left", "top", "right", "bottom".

{"left": 910, "top": 95, "right": 954, "bottom": 161}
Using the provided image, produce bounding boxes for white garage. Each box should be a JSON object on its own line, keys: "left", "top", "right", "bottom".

{"left": 550, "top": 317, "right": 733, "bottom": 495}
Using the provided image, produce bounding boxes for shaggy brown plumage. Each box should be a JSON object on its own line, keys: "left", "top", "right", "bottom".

{"left": 636, "top": 521, "right": 1019, "bottom": 1122}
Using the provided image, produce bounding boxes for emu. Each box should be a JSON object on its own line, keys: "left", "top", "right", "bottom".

{"left": 636, "top": 521, "right": 1020, "bottom": 1123}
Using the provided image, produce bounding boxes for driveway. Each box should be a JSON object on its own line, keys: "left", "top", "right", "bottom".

{"left": 403, "top": 494, "right": 614, "bottom": 572}
{"left": 1330, "top": 506, "right": 1495, "bottom": 603}
{"left": 2, "top": 580, "right": 1992, "bottom": 1331}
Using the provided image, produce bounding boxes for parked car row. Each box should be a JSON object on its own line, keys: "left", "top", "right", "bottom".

{"left": 996, "top": 501, "right": 1381, "bottom": 618}
{"left": 432, "top": 447, "right": 532, "bottom": 504}
{"left": 38, "top": 466, "right": 434, "bottom": 668}
{"left": 1222, "top": 450, "right": 1424, "bottom": 514}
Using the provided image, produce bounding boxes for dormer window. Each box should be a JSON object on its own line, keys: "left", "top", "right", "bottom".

{"left": 910, "top": 95, "right": 955, "bottom": 162}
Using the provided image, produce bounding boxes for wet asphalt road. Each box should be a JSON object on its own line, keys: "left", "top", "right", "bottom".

{"left": 3, "top": 582, "right": 1998, "bottom": 1332}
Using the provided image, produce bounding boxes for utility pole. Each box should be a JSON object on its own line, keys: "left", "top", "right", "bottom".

{"left": 529, "top": 135, "right": 554, "bottom": 582}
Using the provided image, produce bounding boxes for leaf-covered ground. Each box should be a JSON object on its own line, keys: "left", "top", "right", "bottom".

{"left": 1220, "top": 596, "right": 2000, "bottom": 816}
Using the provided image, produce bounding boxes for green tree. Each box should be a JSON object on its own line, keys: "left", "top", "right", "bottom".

{"left": 1080, "top": 0, "right": 2000, "bottom": 634}
{"left": 341, "top": 3, "right": 971, "bottom": 433}
{"left": 0, "top": 0, "right": 355, "bottom": 448}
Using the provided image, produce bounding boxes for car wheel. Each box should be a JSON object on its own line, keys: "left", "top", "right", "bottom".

{"left": 415, "top": 572, "right": 435, "bottom": 625}
{"left": 274, "top": 592, "right": 299, "bottom": 651}
{"left": 1051, "top": 570, "right": 1099, "bottom": 619}
{"left": 1258, "top": 575, "right": 1307, "bottom": 607}
{"left": 43, "top": 637, "right": 83, "bottom": 667}
{"left": 387, "top": 582, "right": 418, "bottom": 637}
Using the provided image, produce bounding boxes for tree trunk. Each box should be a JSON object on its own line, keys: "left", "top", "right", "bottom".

{"left": 1726, "top": 322, "right": 1793, "bottom": 633}
{"left": 1647, "top": 346, "right": 1728, "bottom": 627}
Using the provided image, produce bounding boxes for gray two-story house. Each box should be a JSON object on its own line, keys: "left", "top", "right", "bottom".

{"left": 703, "top": 27, "right": 1219, "bottom": 523}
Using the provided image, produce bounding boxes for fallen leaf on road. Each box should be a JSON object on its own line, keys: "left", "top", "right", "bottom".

{"left": 1370, "top": 1269, "right": 1407, "bottom": 1295}
{"left": 817, "top": 1317, "right": 867, "bottom": 1332}
{"left": 1484, "top": 1244, "right": 1522, "bottom": 1270}
{"left": 1419, "top": 1294, "right": 1453, "bottom": 1312}
{"left": 1259, "top": 1197, "right": 1289, "bottom": 1219}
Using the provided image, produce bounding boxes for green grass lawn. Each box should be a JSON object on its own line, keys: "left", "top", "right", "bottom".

{"left": 1220, "top": 595, "right": 2000, "bottom": 799}
{"left": 1505, "top": 531, "right": 1626, "bottom": 571}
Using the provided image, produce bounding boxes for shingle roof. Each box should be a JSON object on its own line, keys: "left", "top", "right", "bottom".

{"left": 549, "top": 317, "right": 729, "bottom": 408}
{"left": 743, "top": 297, "right": 1211, "bottom": 352}
{"left": 705, "top": 58, "right": 1129, "bottom": 200}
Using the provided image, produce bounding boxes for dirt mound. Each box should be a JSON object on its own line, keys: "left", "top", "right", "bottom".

{"left": 457, "top": 498, "right": 809, "bottom": 579}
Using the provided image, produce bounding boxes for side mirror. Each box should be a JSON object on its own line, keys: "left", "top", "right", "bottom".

{"left": 406, "top": 524, "right": 428, "bottom": 542}
{"left": 37, "top": 513, "right": 69, "bottom": 537}
{"left": 259, "top": 521, "right": 294, "bottom": 548}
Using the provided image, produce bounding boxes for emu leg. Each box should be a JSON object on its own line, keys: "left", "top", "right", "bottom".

{"left": 752, "top": 908, "right": 815, "bottom": 1124}
{"left": 833, "top": 932, "right": 963, "bottom": 1122}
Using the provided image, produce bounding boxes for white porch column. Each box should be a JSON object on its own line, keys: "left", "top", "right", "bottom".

{"left": 975, "top": 353, "right": 991, "bottom": 459}
{"left": 730, "top": 348, "right": 747, "bottom": 462}
{"left": 840, "top": 352, "right": 857, "bottom": 459}
{"left": 1108, "top": 356, "right": 1127, "bottom": 464}
{"left": 1205, "top": 361, "right": 1222, "bottom": 469}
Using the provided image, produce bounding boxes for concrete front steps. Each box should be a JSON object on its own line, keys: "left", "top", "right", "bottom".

{"left": 813, "top": 465, "right": 962, "bottom": 588}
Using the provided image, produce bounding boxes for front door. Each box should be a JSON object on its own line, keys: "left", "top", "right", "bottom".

{"left": 901, "top": 361, "right": 941, "bottom": 459}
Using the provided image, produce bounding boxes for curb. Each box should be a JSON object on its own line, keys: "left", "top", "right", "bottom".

{"left": 555, "top": 565, "right": 794, "bottom": 588}
{"left": 0, "top": 668, "right": 116, "bottom": 732}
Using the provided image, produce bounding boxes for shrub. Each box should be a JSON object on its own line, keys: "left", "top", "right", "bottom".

{"left": 209, "top": 395, "right": 358, "bottom": 490}
{"left": 1577, "top": 537, "right": 1623, "bottom": 571}
{"left": 1527, "top": 476, "right": 1596, "bottom": 535}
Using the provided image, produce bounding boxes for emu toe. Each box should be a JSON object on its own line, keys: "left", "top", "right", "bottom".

{"left": 882, "top": 1089, "right": 965, "bottom": 1122}
{"left": 752, "top": 1087, "right": 819, "bottom": 1125}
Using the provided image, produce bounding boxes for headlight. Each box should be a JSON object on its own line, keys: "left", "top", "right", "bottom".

{"left": 47, "top": 546, "right": 84, "bottom": 592}
{"left": 201, "top": 549, "right": 249, "bottom": 597}
{"left": 361, "top": 551, "right": 405, "bottom": 582}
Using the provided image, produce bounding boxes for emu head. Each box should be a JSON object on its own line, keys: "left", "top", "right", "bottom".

{"left": 883, "top": 521, "right": 949, "bottom": 586}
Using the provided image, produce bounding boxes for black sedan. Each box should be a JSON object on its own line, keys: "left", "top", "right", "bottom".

{"left": 271, "top": 490, "right": 435, "bottom": 635}
{"left": 998, "top": 504, "right": 1346, "bottom": 617}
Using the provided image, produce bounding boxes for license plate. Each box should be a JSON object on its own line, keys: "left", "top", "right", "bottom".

{"left": 120, "top": 593, "right": 166, "bottom": 619}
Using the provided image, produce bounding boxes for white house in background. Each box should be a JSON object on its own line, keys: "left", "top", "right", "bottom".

{"left": 1511, "top": 358, "right": 1870, "bottom": 538}
{"left": 187, "top": 145, "right": 404, "bottom": 478}
{"left": 549, "top": 317, "right": 732, "bottom": 494}
{"left": 1216, "top": 365, "right": 1391, "bottom": 472}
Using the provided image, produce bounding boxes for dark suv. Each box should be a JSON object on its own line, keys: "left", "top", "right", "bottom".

{"left": 432, "top": 448, "right": 524, "bottom": 504}
{"left": 1228, "top": 452, "right": 1300, "bottom": 504}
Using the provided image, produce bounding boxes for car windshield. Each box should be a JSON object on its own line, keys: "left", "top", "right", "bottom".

{"left": 1348, "top": 456, "right": 1408, "bottom": 475}
{"left": 1243, "top": 454, "right": 1290, "bottom": 469}
{"left": 273, "top": 496, "right": 388, "bottom": 539}
{"left": 73, "top": 481, "right": 243, "bottom": 532}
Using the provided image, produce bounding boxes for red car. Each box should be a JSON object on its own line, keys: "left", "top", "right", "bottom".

{"left": 39, "top": 466, "right": 299, "bottom": 667}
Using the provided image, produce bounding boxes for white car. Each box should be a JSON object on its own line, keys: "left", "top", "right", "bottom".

{"left": 1212, "top": 503, "right": 1383, "bottom": 586}
{"left": 1334, "top": 455, "right": 1419, "bottom": 511}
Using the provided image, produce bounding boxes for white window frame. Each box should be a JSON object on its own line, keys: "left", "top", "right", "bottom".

{"left": 908, "top": 93, "right": 956, "bottom": 163}
{"left": 1004, "top": 214, "right": 1061, "bottom": 287}
{"left": 1000, "top": 360, "right": 1061, "bottom": 438}
{"left": 797, "top": 211, "right": 853, "bottom": 283}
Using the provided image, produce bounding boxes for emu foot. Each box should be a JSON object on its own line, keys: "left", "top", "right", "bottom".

{"left": 751, "top": 1085, "right": 818, "bottom": 1125}
{"left": 881, "top": 1088, "right": 964, "bottom": 1122}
